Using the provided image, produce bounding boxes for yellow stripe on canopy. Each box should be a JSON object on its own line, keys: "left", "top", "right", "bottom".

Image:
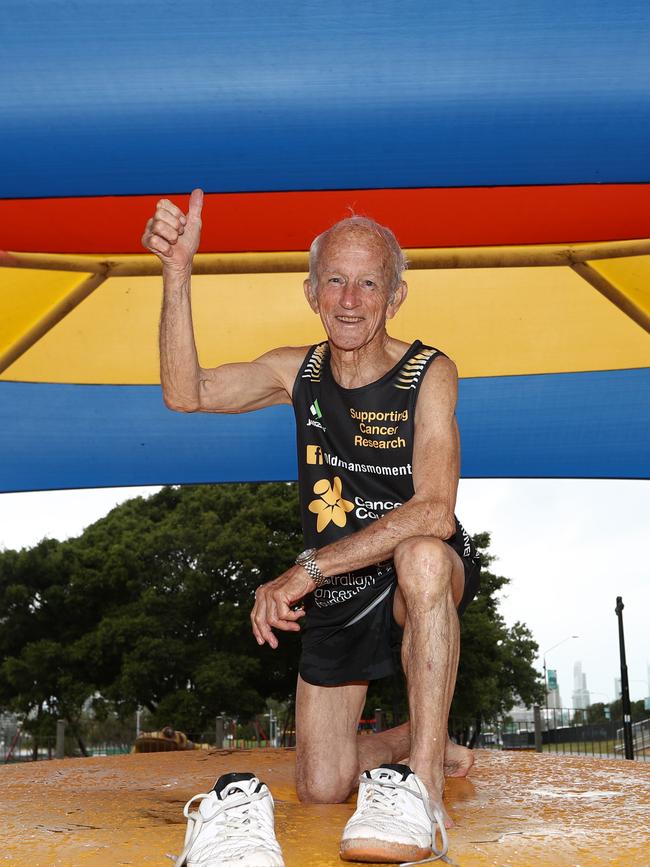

{"left": 2, "top": 264, "right": 649, "bottom": 384}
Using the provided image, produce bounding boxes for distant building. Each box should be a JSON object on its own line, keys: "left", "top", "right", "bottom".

{"left": 572, "top": 661, "right": 591, "bottom": 709}
{"left": 547, "top": 683, "right": 563, "bottom": 710}
{"left": 508, "top": 701, "right": 536, "bottom": 725}
{"left": 614, "top": 677, "right": 622, "bottom": 702}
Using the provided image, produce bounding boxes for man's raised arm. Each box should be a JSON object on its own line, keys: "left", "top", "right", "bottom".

{"left": 142, "top": 189, "right": 301, "bottom": 414}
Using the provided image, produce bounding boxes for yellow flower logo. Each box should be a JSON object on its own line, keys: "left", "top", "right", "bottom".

{"left": 308, "top": 476, "right": 354, "bottom": 533}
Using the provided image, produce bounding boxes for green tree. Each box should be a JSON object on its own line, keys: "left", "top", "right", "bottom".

{"left": 585, "top": 702, "right": 608, "bottom": 724}
{"left": 75, "top": 483, "right": 305, "bottom": 731}
{"left": 1, "top": 484, "right": 304, "bottom": 738}
{"left": 1, "top": 488, "right": 544, "bottom": 748}
{"left": 609, "top": 698, "right": 646, "bottom": 723}
{"left": 0, "top": 538, "right": 94, "bottom": 753}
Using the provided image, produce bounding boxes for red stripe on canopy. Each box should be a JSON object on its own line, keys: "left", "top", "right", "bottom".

{"left": 2, "top": 185, "right": 649, "bottom": 254}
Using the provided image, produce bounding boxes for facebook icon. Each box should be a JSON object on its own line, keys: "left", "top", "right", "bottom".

{"left": 306, "top": 445, "right": 324, "bottom": 465}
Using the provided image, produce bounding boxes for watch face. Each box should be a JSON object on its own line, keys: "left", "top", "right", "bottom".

{"left": 297, "top": 548, "right": 315, "bottom": 563}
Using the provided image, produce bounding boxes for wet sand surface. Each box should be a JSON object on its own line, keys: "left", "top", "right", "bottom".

{"left": 1, "top": 748, "right": 649, "bottom": 865}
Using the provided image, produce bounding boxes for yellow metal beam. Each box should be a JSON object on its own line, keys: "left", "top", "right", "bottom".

{"left": 572, "top": 262, "right": 650, "bottom": 335}
{"left": 2, "top": 238, "right": 650, "bottom": 276}
{"left": 0, "top": 271, "right": 107, "bottom": 374}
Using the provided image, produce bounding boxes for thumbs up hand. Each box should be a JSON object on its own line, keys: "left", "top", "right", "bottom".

{"left": 142, "top": 188, "right": 204, "bottom": 272}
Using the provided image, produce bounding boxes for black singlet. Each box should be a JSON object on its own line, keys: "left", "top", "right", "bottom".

{"left": 292, "top": 340, "right": 480, "bottom": 685}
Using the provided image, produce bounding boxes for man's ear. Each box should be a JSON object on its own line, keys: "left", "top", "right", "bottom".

{"left": 386, "top": 280, "right": 408, "bottom": 320}
{"left": 304, "top": 278, "right": 320, "bottom": 313}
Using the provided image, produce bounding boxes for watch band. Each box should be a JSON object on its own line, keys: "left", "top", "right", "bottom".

{"left": 295, "top": 548, "right": 329, "bottom": 587}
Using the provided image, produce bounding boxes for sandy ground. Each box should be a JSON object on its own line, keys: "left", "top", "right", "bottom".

{"left": 1, "top": 748, "right": 649, "bottom": 865}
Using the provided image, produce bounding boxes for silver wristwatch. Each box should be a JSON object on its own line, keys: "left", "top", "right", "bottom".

{"left": 295, "top": 548, "right": 329, "bottom": 587}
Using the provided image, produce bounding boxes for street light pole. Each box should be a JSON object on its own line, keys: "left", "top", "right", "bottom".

{"left": 615, "top": 597, "right": 634, "bottom": 760}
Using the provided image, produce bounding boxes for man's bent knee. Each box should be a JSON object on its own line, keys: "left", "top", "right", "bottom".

{"left": 295, "top": 766, "right": 356, "bottom": 804}
{"left": 394, "top": 536, "right": 453, "bottom": 590}
{"left": 394, "top": 534, "right": 449, "bottom": 565}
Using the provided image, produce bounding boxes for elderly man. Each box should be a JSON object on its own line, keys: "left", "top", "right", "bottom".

{"left": 143, "top": 189, "right": 480, "bottom": 866}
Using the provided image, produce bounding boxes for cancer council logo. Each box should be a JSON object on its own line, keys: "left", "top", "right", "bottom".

{"left": 308, "top": 477, "right": 354, "bottom": 533}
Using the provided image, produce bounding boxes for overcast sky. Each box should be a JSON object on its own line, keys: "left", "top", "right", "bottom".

{"left": 0, "top": 479, "right": 647, "bottom": 708}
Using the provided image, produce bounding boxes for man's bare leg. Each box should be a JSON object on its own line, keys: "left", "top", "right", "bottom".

{"left": 356, "top": 723, "right": 474, "bottom": 778}
{"left": 443, "top": 736, "right": 475, "bottom": 777}
{"left": 295, "top": 675, "right": 368, "bottom": 803}
{"left": 294, "top": 682, "right": 470, "bottom": 804}
{"left": 355, "top": 538, "right": 473, "bottom": 780}
{"left": 391, "top": 535, "right": 465, "bottom": 829}
{"left": 355, "top": 721, "right": 410, "bottom": 772}
{"left": 295, "top": 533, "right": 465, "bottom": 809}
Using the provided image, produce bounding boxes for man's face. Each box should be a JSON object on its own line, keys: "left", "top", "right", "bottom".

{"left": 303, "top": 228, "right": 406, "bottom": 352}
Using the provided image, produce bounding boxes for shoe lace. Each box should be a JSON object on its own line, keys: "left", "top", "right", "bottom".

{"left": 358, "top": 774, "right": 458, "bottom": 867}
{"left": 360, "top": 777, "right": 400, "bottom": 813}
{"left": 171, "top": 788, "right": 273, "bottom": 867}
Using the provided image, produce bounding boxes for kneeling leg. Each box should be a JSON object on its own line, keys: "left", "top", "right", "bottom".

{"left": 295, "top": 675, "right": 367, "bottom": 804}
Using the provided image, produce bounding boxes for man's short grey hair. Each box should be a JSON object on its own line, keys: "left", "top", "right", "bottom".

{"left": 308, "top": 215, "right": 408, "bottom": 297}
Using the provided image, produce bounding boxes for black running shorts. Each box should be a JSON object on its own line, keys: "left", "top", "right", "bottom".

{"left": 299, "top": 538, "right": 481, "bottom": 687}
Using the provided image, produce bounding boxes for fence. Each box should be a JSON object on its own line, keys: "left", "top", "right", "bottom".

{"left": 3, "top": 707, "right": 648, "bottom": 764}
{"left": 0, "top": 710, "right": 298, "bottom": 764}
{"left": 1, "top": 730, "right": 131, "bottom": 764}
{"left": 471, "top": 707, "right": 649, "bottom": 762}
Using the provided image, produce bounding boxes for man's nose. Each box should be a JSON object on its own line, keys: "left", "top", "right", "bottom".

{"left": 339, "top": 282, "right": 361, "bottom": 308}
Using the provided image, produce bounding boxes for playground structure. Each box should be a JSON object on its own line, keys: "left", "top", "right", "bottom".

{"left": 1, "top": 2, "right": 648, "bottom": 491}
{"left": 1, "top": 2, "right": 649, "bottom": 863}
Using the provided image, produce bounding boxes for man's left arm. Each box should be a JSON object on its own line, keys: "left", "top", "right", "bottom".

{"left": 251, "top": 356, "right": 460, "bottom": 647}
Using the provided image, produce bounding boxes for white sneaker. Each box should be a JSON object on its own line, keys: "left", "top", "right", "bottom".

{"left": 173, "top": 772, "right": 284, "bottom": 867}
{"left": 339, "top": 764, "right": 449, "bottom": 865}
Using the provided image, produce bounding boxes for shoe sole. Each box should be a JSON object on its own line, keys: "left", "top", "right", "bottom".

{"left": 339, "top": 837, "right": 431, "bottom": 863}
